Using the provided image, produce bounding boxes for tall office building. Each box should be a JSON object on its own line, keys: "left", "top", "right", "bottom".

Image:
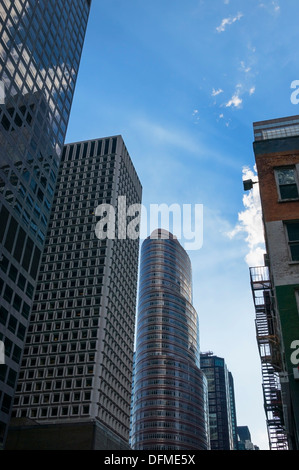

{"left": 6, "top": 135, "right": 142, "bottom": 450}
{"left": 131, "top": 229, "right": 210, "bottom": 451}
{"left": 0, "top": 0, "right": 91, "bottom": 448}
{"left": 228, "top": 371, "right": 238, "bottom": 450}
{"left": 248, "top": 115, "right": 299, "bottom": 450}
{"left": 200, "top": 353, "right": 235, "bottom": 450}
{"left": 237, "top": 425, "right": 258, "bottom": 450}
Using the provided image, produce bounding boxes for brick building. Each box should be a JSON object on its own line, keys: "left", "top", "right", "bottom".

{"left": 249, "top": 115, "right": 299, "bottom": 450}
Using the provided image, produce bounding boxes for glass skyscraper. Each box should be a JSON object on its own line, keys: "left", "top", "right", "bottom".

{"left": 0, "top": 0, "right": 91, "bottom": 448}
{"left": 200, "top": 353, "right": 235, "bottom": 450}
{"left": 131, "top": 229, "right": 210, "bottom": 450}
{"left": 6, "top": 136, "right": 142, "bottom": 450}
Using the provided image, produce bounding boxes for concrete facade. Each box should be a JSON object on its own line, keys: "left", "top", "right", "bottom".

{"left": 8, "top": 136, "right": 142, "bottom": 450}
{"left": 265, "top": 220, "right": 299, "bottom": 286}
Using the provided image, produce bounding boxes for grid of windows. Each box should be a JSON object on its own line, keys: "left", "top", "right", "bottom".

{"left": 200, "top": 354, "right": 235, "bottom": 450}
{"left": 12, "top": 136, "right": 142, "bottom": 446}
{"left": 131, "top": 230, "right": 209, "bottom": 450}
{"left": 254, "top": 118, "right": 299, "bottom": 141}
{"left": 0, "top": 0, "right": 91, "bottom": 448}
{"left": 261, "top": 126, "right": 299, "bottom": 140}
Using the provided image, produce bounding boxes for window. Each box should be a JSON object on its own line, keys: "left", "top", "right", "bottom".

{"left": 4, "top": 285, "right": 13, "bottom": 303}
{"left": 1, "top": 394, "right": 12, "bottom": 414}
{"left": 7, "top": 369, "right": 17, "bottom": 388}
{"left": 276, "top": 167, "right": 299, "bottom": 200}
{"left": 0, "top": 255, "right": 9, "bottom": 273}
{"left": 286, "top": 221, "right": 299, "bottom": 261}
{"left": 0, "top": 307, "right": 8, "bottom": 326}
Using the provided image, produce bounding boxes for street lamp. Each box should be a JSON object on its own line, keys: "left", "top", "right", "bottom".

{"left": 243, "top": 179, "right": 258, "bottom": 191}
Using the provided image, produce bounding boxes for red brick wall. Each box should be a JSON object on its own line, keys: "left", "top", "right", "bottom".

{"left": 255, "top": 150, "right": 299, "bottom": 223}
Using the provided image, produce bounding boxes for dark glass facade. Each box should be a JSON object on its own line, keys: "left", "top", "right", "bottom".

{"left": 7, "top": 136, "right": 142, "bottom": 450}
{"left": 228, "top": 371, "right": 238, "bottom": 450}
{"left": 0, "top": 0, "right": 91, "bottom": 448}
{"left": 131, "top": 229, "right": 209, "bottom": 450}
{"left": 200, "top": 353, "right": 234, "bottom": 450}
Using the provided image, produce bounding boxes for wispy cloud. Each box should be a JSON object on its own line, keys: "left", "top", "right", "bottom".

{"left": 259, "top": 1, "right": 280, "bottom": 15}
{"left": 227, "top": 166, "right": 265, "bottom": 267}
{"left": 225, "top": 84, "right": 243, "bottom": 108}
{"left": 273, "top": 0, "right": 281, "bottom": 13}
{"left": 225, "top": 93, "right": 243, "bottom": 108}
{"left": 212, "top": 88, "right": 224, "bottom": 97}
{"left": 131, "top": 115, "right": 200, "bottom": 154}
{"left": 192, "top": 109, "right": 200, "bottom": 124}
{"left": 223, "top": 80, "right": 255, "bottom": 110}
{"left": 216, "top": 12, "right": 243, "bottom": 33}
{"left": 240, "top": 61, "right": 251, "bottom": 74}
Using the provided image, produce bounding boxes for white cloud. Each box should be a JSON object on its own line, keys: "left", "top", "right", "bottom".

{"left": 227, "top": 166, "right": 265, "bottom": 267}
{"left": 240, "top": 61, "right": 251, "bottom": 73}
{"left": 224, "top": 82, "right": 256, "bottom": 108}
{"left": 259, "top": 0, "right": 280, "bottom": 14}
{"left": 212, "top": 88, "right": 224, "bottom": 96}
{"left": 192, "top": 109, "right": 200, "bottom": 124}
{"left": 225, "top": 93, "right": 243, "bottom": 108}
{"left": 273, "top": 1, "right": 280, "bottom": 13}
{"left": 216, "top": 12, "right": 243, "bottom": 33}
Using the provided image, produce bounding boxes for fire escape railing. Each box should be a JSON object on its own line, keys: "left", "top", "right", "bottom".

{"left": 249, "top": 266, "right": 289, "bottom": 450}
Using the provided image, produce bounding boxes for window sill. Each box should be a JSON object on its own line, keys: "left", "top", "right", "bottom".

{"left": 278, "top": 198, "right": 299, "bottom": 203}
{"left": 288, "top": 261, "right": 299, "bottom": 265}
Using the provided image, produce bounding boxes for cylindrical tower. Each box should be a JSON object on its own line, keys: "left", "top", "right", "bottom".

{"left": 131, "top": 229, "right": 209, "bottom": 450}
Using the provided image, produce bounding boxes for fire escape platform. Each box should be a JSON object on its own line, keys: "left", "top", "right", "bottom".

{"left": 249, "top": 266, "right": 288, "bottom": 451}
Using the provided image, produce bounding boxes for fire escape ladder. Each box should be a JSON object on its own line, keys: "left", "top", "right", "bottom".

{"left": 249, "top": 266, "right": 289, "bottom": 450}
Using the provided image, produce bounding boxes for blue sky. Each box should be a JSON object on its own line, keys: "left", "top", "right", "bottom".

{"left": 66, "top": 0, "right": 299, "bottom": 450}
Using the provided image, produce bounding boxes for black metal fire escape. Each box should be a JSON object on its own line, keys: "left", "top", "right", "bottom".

{"left": 249, "top": 266, "right": 288, "bottom": 450}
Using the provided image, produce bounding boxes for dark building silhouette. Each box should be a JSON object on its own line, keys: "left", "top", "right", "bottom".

{"left": 200, "top": 353, "right": 235, "bottom": 450}
{"left": 0, "top": 0, "right": 91, "bottom": 449}
{"left": 237, "top": 425, "right": 259, "bottom": 450}
{"left": 228, "top": 371, "right": 238, "bottom": 450}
